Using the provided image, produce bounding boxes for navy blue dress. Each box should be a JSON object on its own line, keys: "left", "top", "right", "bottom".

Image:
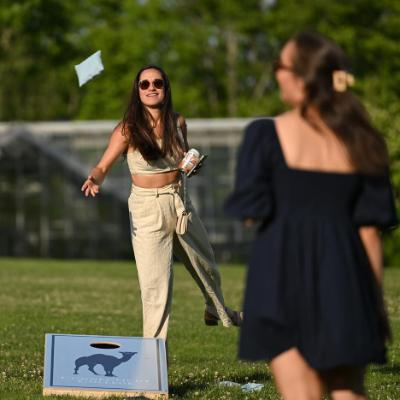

{"left": 225, "top": 118, "right": 398, "bottom": 370}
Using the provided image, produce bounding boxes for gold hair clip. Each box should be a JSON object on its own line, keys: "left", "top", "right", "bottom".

{"left": 332, "top": 70, "right": 355, "bottom": 92}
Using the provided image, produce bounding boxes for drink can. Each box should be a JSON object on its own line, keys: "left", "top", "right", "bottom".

{"left": 180, "top": 148, "right": 200, "bottom": 175}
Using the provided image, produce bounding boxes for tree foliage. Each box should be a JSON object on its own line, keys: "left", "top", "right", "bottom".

{"left": 1, "top": 0, "right": 399, "bottom": 260}
{"left": 1, "top": 0, "right": 399, "bottom": 120}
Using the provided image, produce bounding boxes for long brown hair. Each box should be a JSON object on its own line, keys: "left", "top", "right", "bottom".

{"left": 290, "top": 32, "right": 389, "bottom": 175}
{"left": 122, "top": 65, "right": 184, "bottom": 162}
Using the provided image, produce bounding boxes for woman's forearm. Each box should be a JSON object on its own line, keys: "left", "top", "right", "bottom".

{"left": 359, "top": 226, "right": 383, "bottom": 285}
{"left": 87, "top": 123, "right": 128, "bottom": 186}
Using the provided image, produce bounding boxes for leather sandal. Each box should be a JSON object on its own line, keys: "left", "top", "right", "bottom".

{"left": 204, "top": 310, "right": 219, "bottom": 326}
{"left": 228, "top": 309, "right": 243, "bottom": 327}
{"left": 204, "top": 309, "right": 243, "bottom": 327}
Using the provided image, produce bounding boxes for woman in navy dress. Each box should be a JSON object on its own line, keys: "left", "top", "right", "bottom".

{"left": 225, "top": 32, "right": 398, "bottom": 399}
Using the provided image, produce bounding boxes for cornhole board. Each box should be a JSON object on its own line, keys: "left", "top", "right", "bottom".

{"left": 43, "top": 333, "right": 168, "bottom": 399}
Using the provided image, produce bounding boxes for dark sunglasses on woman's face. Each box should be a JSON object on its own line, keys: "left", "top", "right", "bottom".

{"left": 139, "top": 79, "right": 164, "bottom": 90}
{"left": 272, "top": 59, "right": 294, "bottom": 73}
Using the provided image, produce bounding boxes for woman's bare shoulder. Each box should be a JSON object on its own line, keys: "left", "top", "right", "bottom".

{"left": 112, "top": 121, "right": 129, "bottom": 140}
{"left": 112, "top": 121, "right": 124, "bottom": 134}
{"left": 275, "top": 110, "right": 297, "bottom": 124}
{"left": 109, "top": 121, "right": 130, "bottom": 151}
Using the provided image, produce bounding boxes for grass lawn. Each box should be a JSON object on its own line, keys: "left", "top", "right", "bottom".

{"left": 0, "top": 258, "right": 399, "bottom": 399}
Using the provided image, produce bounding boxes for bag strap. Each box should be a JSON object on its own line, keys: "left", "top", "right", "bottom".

{"left": 176, "top": 114, "right": 188, "bottom": 212}
{"left": 181, "top": 170, "right": 187, "bottom": 212}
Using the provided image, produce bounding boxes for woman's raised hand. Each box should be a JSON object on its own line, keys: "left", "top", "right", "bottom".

{"left": 81, "top": 175, "right": 100, "bottom": 197}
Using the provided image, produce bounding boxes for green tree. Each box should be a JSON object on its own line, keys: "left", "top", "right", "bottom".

{"left": 1, "top": 0, "right": 398, "bottom": 261}
{"left": 0, "top": 0, "right": 81, "bottom": 120}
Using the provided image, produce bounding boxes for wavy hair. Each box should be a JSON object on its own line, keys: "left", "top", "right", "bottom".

{"left": 290, "top": 32, "right": 389, "bottom": 175}
{"left": 121, "top": 65, "right": 184, "bottom": 162}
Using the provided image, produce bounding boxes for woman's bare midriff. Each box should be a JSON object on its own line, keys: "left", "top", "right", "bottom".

{"left": 132, "top": 170, "right": 180, "bottom": 188}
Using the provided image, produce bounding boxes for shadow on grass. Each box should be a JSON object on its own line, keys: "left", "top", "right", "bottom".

{"left": 170, "top": 370, "right": 272, "bottom": 397}
{"left": 170, "top": 381, "right": 207, "bottom": 397}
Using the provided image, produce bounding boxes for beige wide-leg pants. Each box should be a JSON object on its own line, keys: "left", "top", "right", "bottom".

{"left": 128, "top": 181, "right": 232, "bottom": 339}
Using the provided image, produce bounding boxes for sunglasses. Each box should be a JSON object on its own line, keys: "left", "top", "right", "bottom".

{"left": 273, "top": 59, "right": 294, "bottom": 73}
{"left": 138, "top": 79, "right": 164, "bottom": 90}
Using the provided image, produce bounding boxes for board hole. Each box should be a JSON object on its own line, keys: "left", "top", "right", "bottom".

{"left": 90, "top": 342, "right": 121, "bottom": 349}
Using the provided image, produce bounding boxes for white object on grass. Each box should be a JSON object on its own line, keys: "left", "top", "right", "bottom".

{"left": 74, "top": 50, "right": 104, "bottom": 87}
{"left": 241, "top": 382, "right": 264, "bottom": 392}
{"left": 218, "top": 381, "right": 241, "bottom": 388}
{"left": 218, "top": 381, "right": 264, "bottom": 393}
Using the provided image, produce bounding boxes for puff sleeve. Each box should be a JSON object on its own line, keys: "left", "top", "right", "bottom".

{"left": 353, "top": 172, "right": 398, "bottom": 232}
{"left": 224, "top": 119, "right": 275, "bottom": 220}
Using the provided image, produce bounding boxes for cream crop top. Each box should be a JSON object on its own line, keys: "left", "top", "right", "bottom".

{"left": 126, "top": 138, "right": 180, "bottom": 175}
